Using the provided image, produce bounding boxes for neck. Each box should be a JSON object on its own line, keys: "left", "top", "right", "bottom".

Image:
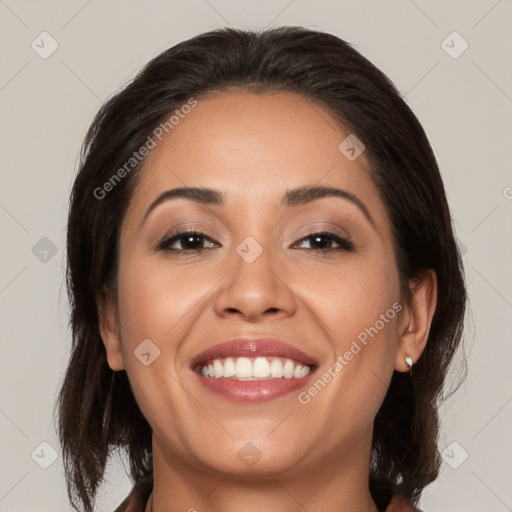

{"left": 149, "top": 435, "right": 380, "bottom": 512}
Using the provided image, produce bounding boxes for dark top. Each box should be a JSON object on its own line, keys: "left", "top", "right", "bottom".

{"left": 112, "top": 475, "right": 422, "bottom": 512}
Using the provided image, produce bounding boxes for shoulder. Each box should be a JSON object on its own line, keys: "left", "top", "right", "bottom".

{"left": 113, "top": 475, "right": 153, "bottom": 512}
{"left": 385, "top": 494, "right": 423, "bottom": 511}
{"left": 111, "top": 479, "right": 420, "bottom": 512}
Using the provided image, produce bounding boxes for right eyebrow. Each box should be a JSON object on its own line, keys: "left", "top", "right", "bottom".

{"left": 141, "top": 187, "right": 223, "bottom": 227}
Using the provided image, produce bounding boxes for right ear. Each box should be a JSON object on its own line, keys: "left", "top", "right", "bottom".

{"left": 97, "top": 295, "right": 125, "bottom": 371}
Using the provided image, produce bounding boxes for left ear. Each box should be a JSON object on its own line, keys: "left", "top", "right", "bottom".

{"left": 395, "top": 269, "right": 438, "bottom": 372}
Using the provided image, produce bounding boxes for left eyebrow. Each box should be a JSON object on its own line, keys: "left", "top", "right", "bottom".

{"left": 284, "top": 185, "right": 376, "bottom": 229}
{"left": 141, "top": 185, "right": 375, "bottom": 229}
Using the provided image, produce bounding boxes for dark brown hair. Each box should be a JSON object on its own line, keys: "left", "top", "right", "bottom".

{"left": 55, "top": 26, "right": 467, "bottom": 512}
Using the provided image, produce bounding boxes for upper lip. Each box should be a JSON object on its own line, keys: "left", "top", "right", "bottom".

{"left": 190, "top": 338, "right": 319, "bottom": 370}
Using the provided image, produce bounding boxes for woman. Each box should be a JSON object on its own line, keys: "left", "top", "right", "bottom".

{"left": 56, "top": 26, "right": 466, "bottom": 512}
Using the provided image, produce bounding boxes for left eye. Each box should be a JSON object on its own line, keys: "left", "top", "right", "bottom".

{"left": 293, "top": 232, "right": 354, "bottom": 252}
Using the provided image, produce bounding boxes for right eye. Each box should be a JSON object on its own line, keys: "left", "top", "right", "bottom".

{"left": 157, "top": 230, "right": 219, "bottom": 255}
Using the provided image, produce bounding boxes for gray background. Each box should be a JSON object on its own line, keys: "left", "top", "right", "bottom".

{"left": 1, "top": 1, "right": 511, "bottom": 511}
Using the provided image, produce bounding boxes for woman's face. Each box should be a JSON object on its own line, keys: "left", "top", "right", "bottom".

{"left": 102, "top": 90, "right": 412, "bottom": 477}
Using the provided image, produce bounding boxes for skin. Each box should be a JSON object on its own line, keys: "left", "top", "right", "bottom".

{"left": 98, "top": 90, "right": 437, "bottom": 512}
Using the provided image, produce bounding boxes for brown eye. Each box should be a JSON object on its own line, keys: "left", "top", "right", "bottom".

{"left": 158, "top": 231, "right": 219, "bottom": 253}
{"left": 293, "top": 231, "right": 354, "bottom": 252}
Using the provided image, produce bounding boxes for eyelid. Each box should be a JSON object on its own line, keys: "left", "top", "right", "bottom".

{"left": 153, "top": 217, "right": 358, "bottom": 253}
{"left": 156, "top": 229, "right": 355, "bottom": 256}
{"left": 156, "top": 229, "right": 220, "bottom": 251}
{"left": 292, "top": 230, "right": 355, "bottom": 251}
{"left": 290, "top": 221, "right": 353, "bottom": 242}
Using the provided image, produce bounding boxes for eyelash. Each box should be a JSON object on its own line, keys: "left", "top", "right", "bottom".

{"left": 157, "top": 229, "right": 355, "bottom": 256}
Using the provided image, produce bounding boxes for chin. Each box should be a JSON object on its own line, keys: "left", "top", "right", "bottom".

{"left": 189, "top": 437, "right": 310, "bottom": 477}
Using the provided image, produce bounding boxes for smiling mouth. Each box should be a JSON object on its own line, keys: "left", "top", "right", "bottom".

{"left": 196, "top": 356, "right": 314, "bottom": 380}
{"left": 190, "top": 338, "right": 319, "bottom": 402}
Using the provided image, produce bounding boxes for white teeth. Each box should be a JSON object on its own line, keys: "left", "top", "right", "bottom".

{"left": 235, "top": 357, "right": 252, "bottom": 378}
{"left": 223, "top": 357, "right": 236, "bottom": 377}
{"left": 283, "top": 359, "right": 295, "bottom": 379}
{"left": 270, "top": 359, "right": 284, "bottom": 378}
{"left": 198, "top": 356, "right": 311, "bottom": 380}
{"left": 253, "top": 357, "right": 271, "bottom": 378}
{"left": 214, "top": 359, "right": 223, "bottom": 378}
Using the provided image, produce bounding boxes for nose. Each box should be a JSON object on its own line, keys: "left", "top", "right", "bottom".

{"left": 213, "top": 239, "right": 298, "bottom": 322}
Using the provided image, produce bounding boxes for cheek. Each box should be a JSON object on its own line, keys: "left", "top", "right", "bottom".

{"left": 300, "top": 248, "right": 401, "bottom": 410}
{"left": 299, "top": 293, "right": 401, "bottom": 443}
{"left": 116, "top": 255, "right": 211, "bottom": 348}
{"left": 304, "top": 248, "right": 401, "bottom": 348}
{"left": 114, "top": 258, "right": 209, "bottom": 438}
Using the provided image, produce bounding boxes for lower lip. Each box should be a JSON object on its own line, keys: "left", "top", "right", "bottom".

{"left": 194, "top": 371, "right": 314, "bottom": 403}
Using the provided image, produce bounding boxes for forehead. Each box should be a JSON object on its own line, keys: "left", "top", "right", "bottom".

{"left": 125, "top": 90, "right": 390, "bottom": 232}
